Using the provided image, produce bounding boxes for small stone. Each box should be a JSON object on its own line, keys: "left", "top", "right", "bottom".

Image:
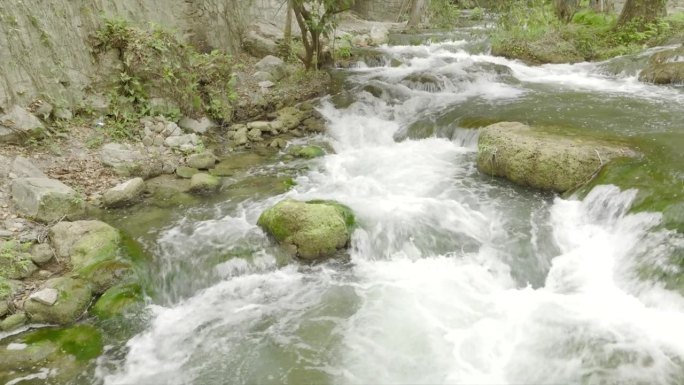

{"left": 176, "top": 166, "right": 199, "bottom": 179}
{"left": 253, "top": 71, "right": 273, "bottom": 82}
{"left": 165, "top": 134, "right": 200, "bottom": 149}
{"left": 102, "top": 178, "right": 145, "bottom": 208}
{"left": 178, "top": 117, "right": 217, "bottom": 134}
{"left": 186, "top": 152, "right": 218, "bottom": 170}
{"left": 30, "top": 243, "right": 53, "bottom": 265}
{"left": 37, "top": 270, "right": 52, "bottom": 279}
{"left": 153, "top": 135, "right": 165, "bottom": 146}
{"left": 0, "top": 312, "right": 27, "bottom": 332}
{"left": 259, "top": 81, "right": 275, "bottom": 88}
{"left": 34, "top": 102, "right": 53, "bottom": 119}
{"left": 234, "top": 127, "right": 249, "bottom": 146}
{"left": 29, "top": 288, "right": 58, "bottom": 306}
{"left": 247, "top": 128, "right": 263, "bottom": 142}
{"left": 247, "top": 121, "right": 271, "bottom": 130}
{"left": 189, "top": 173, "right": 221, "bottom": 193}
{"left": 142, "top": 136, "right": 154, "bottom": 147}
{"left": 163, "top": 122, "right": 182, "bottom": 137}
{"left": 270, "top": 138, "right": 287, "bottom": 149}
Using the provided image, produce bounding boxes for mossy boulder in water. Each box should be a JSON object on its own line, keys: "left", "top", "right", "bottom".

{"left": 477, "top": 122, "right": 637, "bottom": 193}
{"left": 288, "top": 145, "right": 326, "bottom": 159}
{"left": 639, "top": 46, "right": 684, "bottom": 85}
{"left": 91, "top": 282, "right": 143, "bottom": 319}
{"left": 257, "top": 199, "right": 356, "bottom": 261}
{"left": 49, "top": 221, "right": 131, "bottom": 293}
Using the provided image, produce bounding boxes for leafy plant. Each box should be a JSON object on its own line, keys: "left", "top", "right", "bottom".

{"left": 92, "top": 18, "right": 237, "bottom": 127}
{"left": 429, "top": 0, "right": 461, "bottom": 28}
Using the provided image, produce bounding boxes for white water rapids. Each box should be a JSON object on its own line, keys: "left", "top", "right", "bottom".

{"left": 100, "top": 38, "right": 684, "bottom": 385}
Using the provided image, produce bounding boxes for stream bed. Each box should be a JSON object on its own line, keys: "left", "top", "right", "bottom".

{"left": 8, "top": 24, "right": 684, "bottom": 385}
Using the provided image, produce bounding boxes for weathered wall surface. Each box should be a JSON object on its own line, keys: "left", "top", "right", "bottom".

{"left": 0, "top": 0, "right": 252, "bottom": 112}
{"left": 353, "top": 0, "right": 408, "bottom": 22}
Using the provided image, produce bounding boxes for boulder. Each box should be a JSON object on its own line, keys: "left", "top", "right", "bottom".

{"left": 10, "top": 156, "right": 47, "bottom": 178}
{"left": 100, "top": 143, "right": 148, "bottom": 177}
{"left": 30, "top": 243, "right": 54, "bottom": 265}
{"left": 49, "top": 221, "right": 128, "bottom": 293}
{"left": 102, "top": 178, "right": 145, "bottom": 208}
{"left": 639, "top": 46, "right": 684, "bottom": 85}
{"left": 0, "top": 312, "right": 27, "bottom": 331}
{"left": 186, "top": 152, "right": 218, "bottom": 170}
{"left": 0, "top": 105, "right": 44, "bottom": 143}
{"left": 11, "top": 178, "right": 84, "bottom": 223}
{"left": 233, "top": 126, "right": 249, "bottom": 146}
{"left": 257, "top": 199, "right": 356, "bottom": 261}
{"left": 288, "top": 145, "right": 326, "bottom": 159}
{"left": 24, "top": 277, "right": 92, "bottom": 324}
{"left": 277, "top": 106, "right": 308, "bottom": 131}
{"left": 247, "top": 128, "right": 263, "bottom": 142}
{"left": 176, "top": 166, "right": 199, "bottom": 179}
{"left": 369, "top": 26, "right": 389, "bottom": 46}
{"left": 178, "top": 116, "right": 217, "bottom": 134}
{"left": 91, "top": 282, "right": 143, "bottom": 319}
{"left": 189, "top": 173, "right": 221, "bottom": 193}
{"left": 255, "top": 55, "right": 288, "bottom": 81}
{"left": 477, "top": 122, "right": 637, "bottom": 193}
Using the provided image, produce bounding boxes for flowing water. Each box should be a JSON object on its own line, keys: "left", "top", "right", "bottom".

{"left": 92, "top": 28, "right": 684, "bottom": 385}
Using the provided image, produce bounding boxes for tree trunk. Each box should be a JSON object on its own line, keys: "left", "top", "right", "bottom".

{"left": 553, "top": 0, "right": 579, "bottom": 23}
{"left": 618, "top": 0, "right": 667, "bottom": 26}
{"left": 407, "top": 0, "right": 427, "bottom": 27}
{"left": 589, "top": 0, "right": 614, "bottom": 13}
{"left": 281, "top": 0, "right": 293, "bottom": 60}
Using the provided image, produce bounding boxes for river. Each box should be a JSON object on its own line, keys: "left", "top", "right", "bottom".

{"left": 96, "top": 27, "right": 684, "bottom": 385}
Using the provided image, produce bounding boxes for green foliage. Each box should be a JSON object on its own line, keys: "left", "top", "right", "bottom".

{"left": 93, "top": 18, "right": 236, "bottom": 130}
{"left": 429, "top": 0, "right": 461, "bottom": 29}
{"left": 492, "top": 4, "right": 684, "bottom": 63}
{"left": 470, "top": 7, "right": 485, "bottom": 21}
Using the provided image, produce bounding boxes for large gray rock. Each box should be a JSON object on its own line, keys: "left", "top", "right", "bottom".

{"left": 257, "top": 199, "right": 356, "bottom": 261}
{"left": 0, "top": 106, "right": 44, "bottom": 143}
{"left": 100, "top": 143, "right": 147, "bottom": 177}
{"left": 11, "top": 156, "right": 47, "bottom": 179}
{"left": 255, "top": 55, "right": 288, "bottom": 81}
{"left": 11, "top": 178, "right": 84, "bottom": 223}
{"left": 102, "top": 178, "right": 145, "bottom": 208}
{"left": 639, "top": 46, "right": 684, "bottom": 85}
{"left": 49, "top": 220, "right": 130, "bottom": 294}
{"left": 189, "top": 173, "right": 221, "bottom": 193}
{"left": 178, "top": 116, "right": 217, "bottom": 134}
{"left": 164, "top": 133, "right": 201, "bottom": 149}
{"left": 186, "top": 152, "right": 217, "bottom": 170}
{"left": 24, "top": 277, "right": 92, "bottom": 325}
{"left": 477, "top": 122, "right": 638, "bottom": 193}
{"left": 243, "top": 23, "right": 282, "bottom": 57}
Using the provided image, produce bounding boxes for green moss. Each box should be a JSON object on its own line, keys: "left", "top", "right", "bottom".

{"left": 0, "top": 277, "right": 10, "bottom": 299}
{"left": 91, "top": 283, "right": 143, "bottom": 319}
{"left": 289, "top": 145, "right": 326, "bottom": 159}
{"left": 24, "top": 325, "right": 103, "bottom": 361}
{"left": 307, "top": 200, "right": 356, "bottom": 231}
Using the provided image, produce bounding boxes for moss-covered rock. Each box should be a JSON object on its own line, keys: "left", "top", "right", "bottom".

{"left": 0, "top": 324, "right": 103, "bottom": 384}
{"left": 257, "top": 199, "right": 355, "bottom": 261}
{"left": 91, "top": 282, "right": 143, "bottom": 319}
{"left": 49, "top": 221, "right": 130, "bottom": 294}
{"left": 477, "top": 122, "right": 638, "bottom": 193}
{"left": 639, "top": 46, "right": 684, "bottom": 85}
{"left": 0, "top": 312, "right": 27, "bottom": 331}
{"left": 189, "top": 173, "right": 221, "bottom": 193}
{"left": 24, "top": 277, "right": 93, "bottom": 325}
{"left": 288, "top": 145, "right": 326, "bottom": 159}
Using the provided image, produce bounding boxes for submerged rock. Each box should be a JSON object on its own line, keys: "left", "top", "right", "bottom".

{"left": 11, "top": 177, "right": 84, "bottom": 223}
{"left": 186, "top": 152, "right": 218, "bottom": 170}
{"left": 639, "top": 46, "right": 684, "bottom": 85}
{"left": 477, "top": 122, "right": 637, "bottom": 193}
{"left": 288, "top": 145, "right": 326, "bottom": 159}
{"left": 257, "top": 199, "right": 356, "bottom": 261}
{"left": 0, "top": 325, "right": 103, "bottom": 384}
{"left": 91, "top": 282, "right": 143, "bottom": 319}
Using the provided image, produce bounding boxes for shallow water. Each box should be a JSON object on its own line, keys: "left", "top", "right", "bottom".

{"left": 85, "top": 28, "right": 684, "bottom": 385}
